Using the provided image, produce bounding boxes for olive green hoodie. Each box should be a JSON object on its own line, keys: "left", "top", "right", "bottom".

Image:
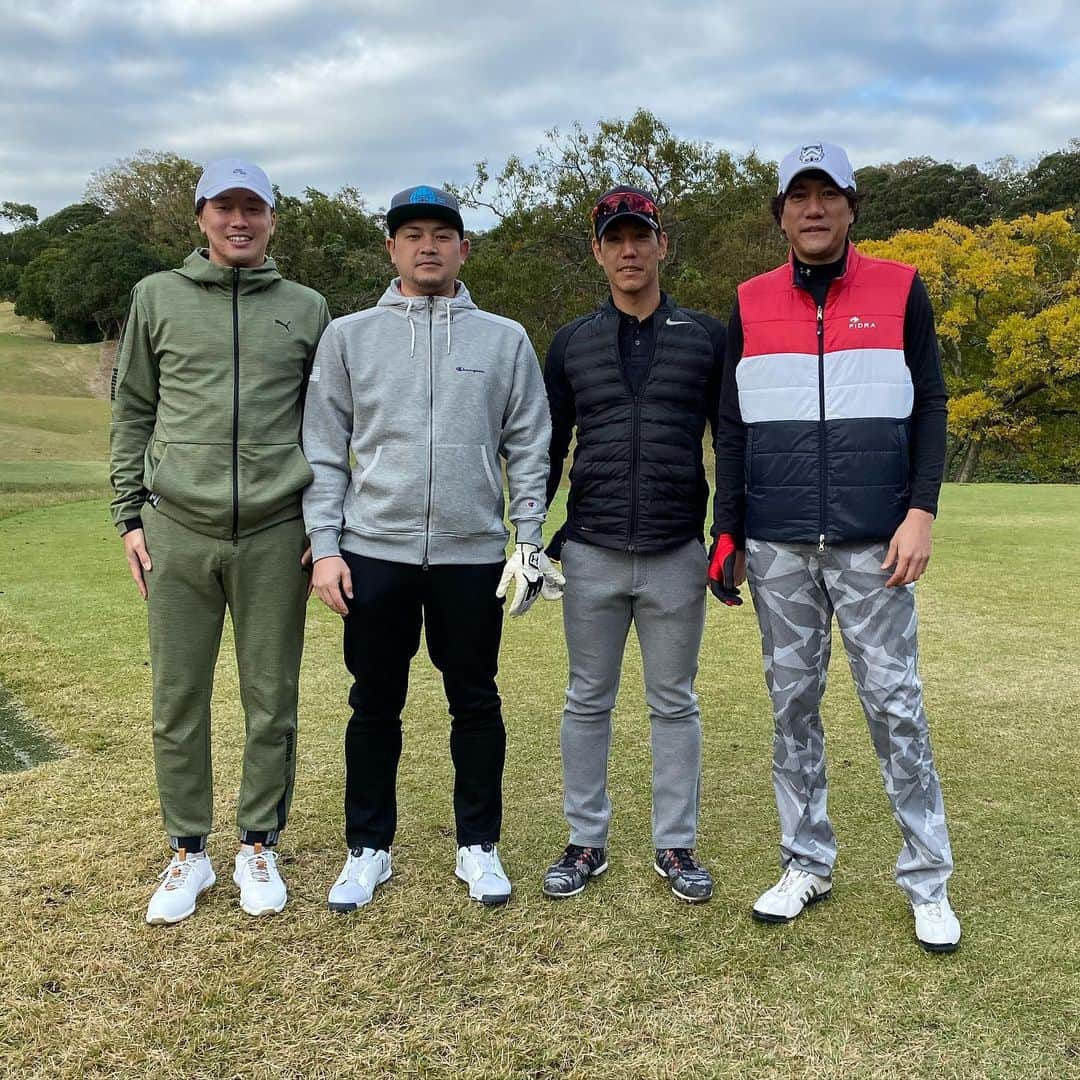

{"left": 110, "top": 249, "right": 330, "bottom": 539}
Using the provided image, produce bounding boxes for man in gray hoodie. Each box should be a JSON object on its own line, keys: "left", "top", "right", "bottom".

{"left": 303, "top": 185, "right": 558, "bottom": 910}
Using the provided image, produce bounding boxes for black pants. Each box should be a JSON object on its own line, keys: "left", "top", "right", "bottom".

{"left": 341, "top": 552, "right": 506, "bottom": 850}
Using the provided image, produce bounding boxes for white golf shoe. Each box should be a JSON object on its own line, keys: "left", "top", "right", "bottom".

{"left": 328, "top": 848, "right": 392, "bottom": 912}
{"left": 913, "top": 894, "right": 962, "bottom": 953}
{"left": 146, "top": 849, "right": 216, "bottom": 925}
{"left": 751, "top": 865, "right": 832, "bottom": 923}
{"left": 456, "top": 842, "right": 511, "bottom": 906}
{"left": 233, "top": 844, "right": 287, "bottom": 916}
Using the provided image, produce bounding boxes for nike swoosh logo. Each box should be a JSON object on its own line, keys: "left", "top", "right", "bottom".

{"left": 666, "top": 318, "right": 692, "bottom": 326}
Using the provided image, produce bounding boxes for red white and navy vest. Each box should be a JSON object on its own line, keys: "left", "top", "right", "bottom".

{"left": 736, "top": 245, "right": 916, "bottom": 544}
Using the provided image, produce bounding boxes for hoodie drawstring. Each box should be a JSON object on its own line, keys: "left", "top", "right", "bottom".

{"left": 405, "top": 298, "right": 416, "bottom": 358}
{"left": 445, "top": 300, "right": 452, "bottom": 355}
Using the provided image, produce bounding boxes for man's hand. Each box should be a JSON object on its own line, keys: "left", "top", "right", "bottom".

{"left": 707, "top": 534, "right": 744, "bottom": 606}
{"left": 882, "top": 508, "right": 934, "bottom": 587}
{"left": 312, "top": 555, "right": 353, "bottom": 615}
{"left": 122, "top": 528, "right": 152, "bottom": 601}
{"left": 300, "top": 545, "right": 314, "bottom": 598}
{"left": 497, "top": 543, "right": 564, "bottom": 617}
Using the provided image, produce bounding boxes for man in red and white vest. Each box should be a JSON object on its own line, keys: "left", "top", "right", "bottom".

{"left": 711, "top": 141, "right": 961, "bottom": 952}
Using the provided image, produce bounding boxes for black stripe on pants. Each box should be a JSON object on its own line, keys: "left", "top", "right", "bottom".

{"left": 340, "top": 552, "right": 506, "bottom": 850}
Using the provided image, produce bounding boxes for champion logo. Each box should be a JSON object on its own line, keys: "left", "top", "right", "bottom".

{"left": 848, "top": 315, "right": 877, "bottom": 329}
{"left": 275, "top": 319, "right": 293, "bottom": 333}
{"left": 455, "top": 365, "right": 485, "bottom": 374}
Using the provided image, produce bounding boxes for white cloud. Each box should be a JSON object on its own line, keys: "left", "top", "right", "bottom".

{"left": 0, "top": 0, "right": 1077, "bottom": 223}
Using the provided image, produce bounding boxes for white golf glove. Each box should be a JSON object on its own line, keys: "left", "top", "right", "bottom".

{"left": 496, "top": 542, "right": 565, "bottom": 617}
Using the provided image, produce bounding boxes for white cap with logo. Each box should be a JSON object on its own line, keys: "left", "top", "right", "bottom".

{"left": 195, "top": 158, "right": 275, "bottom": 210}
{"left": 777, "top": 142, "right": 856, "bottom": 195}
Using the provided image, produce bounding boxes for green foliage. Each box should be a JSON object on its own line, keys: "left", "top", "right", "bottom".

{"left": 0, "top": 201, "right": 37, "bottom": 227}
{"left": 1007, "top": 139, "right": 1080, "bottom": 215}
{"left": 454, "top": 109, "right": 781, "bottom": 355}
{"left": 853, "top": 158, "right": 1004, "bottom": 240}
{"left": 85, "top": 149, "right": 202, "bottom": 264}
{"left": 271, "top": 187, "right": 388, "bottom": 317}
{"left": 14, "top": 218, "right": 166, "bottom": 342}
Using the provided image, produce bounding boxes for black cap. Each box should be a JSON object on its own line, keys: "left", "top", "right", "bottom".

{"left": 386, "top": 185, "right": 464, "bottom": 236}
{"left": 591, "top": 185, "right": 662, "bottom": 239}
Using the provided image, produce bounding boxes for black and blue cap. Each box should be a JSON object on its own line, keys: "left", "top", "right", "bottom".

{"left": 386, "top": 185, "right": 464, "bottom": 236}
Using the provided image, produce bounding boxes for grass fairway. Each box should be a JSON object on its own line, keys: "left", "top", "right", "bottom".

{"left": 1, "top": 484, "right": 1078, "bottom": 1078}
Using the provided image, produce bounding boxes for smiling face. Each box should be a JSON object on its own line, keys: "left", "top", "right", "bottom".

{"left": 386, "top": 218, "right": 469, "bottom": 297}
{"left": 197, "top": 188, "right": 275, "bottom": 268}
{"left": 779, "top": 175, "right": 855, "bottom": 264}
{"left": 591, "top": 220, "right": 668, "bottom": 306}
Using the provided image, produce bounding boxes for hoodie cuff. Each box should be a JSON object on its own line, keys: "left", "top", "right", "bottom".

{"left": 514, "top": 520, "right": 544, "bottom": 548}
{"left": 117, "top": 517, "right": 144, "bottom": 537}
{"left": 308, "top": 528, "right": 342, "bottom": 561}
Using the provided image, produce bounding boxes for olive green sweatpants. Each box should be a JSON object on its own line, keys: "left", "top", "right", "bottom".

{"left": 142, "top": 505, "right": 309, "bottom": 847}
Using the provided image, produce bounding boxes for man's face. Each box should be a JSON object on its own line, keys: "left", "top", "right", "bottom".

{"left": 386, "top": 218, "right": 469, "bottom": 298}
{"left": 780, "top": 176, "right": 854, "bottom": 265}
{"left": 197, "top": 189, "right": 275, "bottom": 268}
{"left": 591, "top": 220, "right": 668, "bottom": 299}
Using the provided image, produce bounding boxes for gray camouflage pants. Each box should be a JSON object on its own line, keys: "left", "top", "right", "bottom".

{"left": 746, "top": 539, "right": 954, "bottom": 904}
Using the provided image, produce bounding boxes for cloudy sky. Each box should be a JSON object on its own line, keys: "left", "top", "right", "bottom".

{"left": 2, "top": 0, "right": 1078, "bottom": 227}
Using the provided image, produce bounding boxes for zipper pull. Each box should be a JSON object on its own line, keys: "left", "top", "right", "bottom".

{"left": 817, "top": 304, "right": 824, "bottom": 336}
{"left": 818, "top": 534, "right": 826, "bottom": 553}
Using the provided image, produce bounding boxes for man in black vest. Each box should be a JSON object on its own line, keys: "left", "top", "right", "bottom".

{"left": 541, "top": 187, "right": 727, "bottom": 903}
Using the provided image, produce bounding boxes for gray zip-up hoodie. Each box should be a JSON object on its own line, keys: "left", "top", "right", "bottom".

{"left": 302, "top": 279, "right": 550, "bottom": 565}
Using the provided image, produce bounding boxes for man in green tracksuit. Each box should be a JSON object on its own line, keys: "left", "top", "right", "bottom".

{"left": 110, "top": 158, "right": 330, "bottom": 925}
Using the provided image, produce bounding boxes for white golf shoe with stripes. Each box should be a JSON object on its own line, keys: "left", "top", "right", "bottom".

{"left": 751, "top": 865, "right": 832, "bottom": 923}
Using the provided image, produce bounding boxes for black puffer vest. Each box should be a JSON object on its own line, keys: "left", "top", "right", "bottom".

{"left": 561, "top": 297, "right": 717, "bottom": 553}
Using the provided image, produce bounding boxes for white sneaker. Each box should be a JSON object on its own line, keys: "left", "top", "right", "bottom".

{"left": 913, "top": 894, "right": 962, "bottom": 953}
{"left": 455, "top": 842, "right": 511, "bottom": 906}
{"left": 146, "top": 849, "right": 216, "bottom": 925}
{"left": 233, "top": 845, "right": 287, "bottom": 916}
{"left": 328, "top": 848, "right": 391, "bottom": 912}
{"left": 751, "top": 865, "right": 832, "bottom": 923}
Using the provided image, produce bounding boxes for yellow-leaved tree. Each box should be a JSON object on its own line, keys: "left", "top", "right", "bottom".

{"left": 862, "top": 211, "right": 1080, "bottom": 481}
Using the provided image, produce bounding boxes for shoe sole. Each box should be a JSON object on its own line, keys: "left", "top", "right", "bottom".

{"left": 145, "top": 873, "right": 216, "bottom": 926}
{"left": 653, "top": 863, "right": 712, "bottom": 904}
{"left": 542, "top": 860, "right": 609, "bottom": 899}
{"left": 455, "top": 867, "right": 512, "bottom": 906}
{"left": 918, "top": 934, "right": 961, "bottom": 954}
{"left": 751, "top": 887, "right": 831, "bottom": 924}
{"left": 327, "top": 867, "right": 392, "bottom": 913}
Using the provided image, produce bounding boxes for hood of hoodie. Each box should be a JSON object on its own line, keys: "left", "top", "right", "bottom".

{"left": 375, "top": 278, "right": 478, "bottom": 358}
{"left": 173, "top": 248, "right": 282, "bottom": 295}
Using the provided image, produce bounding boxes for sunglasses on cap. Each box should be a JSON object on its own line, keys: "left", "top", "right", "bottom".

{"left": 591, "top": 191, "right": 661, "bottom": 231}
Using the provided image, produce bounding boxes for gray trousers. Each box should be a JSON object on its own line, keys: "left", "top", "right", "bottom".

{"left": 559, "top": 538, "right": 706, "bottom": 849}
{"left": 746, "top": 539, "right": 954, "bottom": 904}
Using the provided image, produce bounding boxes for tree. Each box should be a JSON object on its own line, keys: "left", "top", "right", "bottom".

{"left": 14, "top": 217, "right": 166, "bottom": 341}
{"left": 85, "top": 150, "right": 202, "bottom": 263}
{"left": 1006, "top": 141, "right": 1080, "bottom": 216}
{"left": 271, "top": 187, "right": 386, "bottom": 317}
{"left": 453, "top": 110, "right": 778, "bottom": 354}
{"left": 862, "top": 211, "right": 1080, "bottom": 481}
{"left": 853, "top": 158, "right": 1003, "bottom": 240}
{"left": 1, "top": 201, "right": 37, "bottom": 228}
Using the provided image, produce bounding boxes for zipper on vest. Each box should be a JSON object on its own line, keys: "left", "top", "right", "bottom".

{"left": 816, "top": 301, "right": 826, "bottom": 551}
{"left": 231, "top": 267, "right": 240, "bottom": 546}
{"left": 422, "top": 296, "right": 435, "bottom": 569}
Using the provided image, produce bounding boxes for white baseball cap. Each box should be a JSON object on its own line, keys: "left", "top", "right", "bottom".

{"left": 195, "top": 158, "right": 275, "bottom": 210}
{"left": 777, "top": 142, "right": 856, "bottom": 195}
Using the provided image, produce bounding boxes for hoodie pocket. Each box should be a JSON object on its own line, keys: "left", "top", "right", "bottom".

{"left": 147, "top": 440, "right": 232, "bottom": 527}
{"left": 430, "top": 444, "right": 505, "bottom": 537}
{"left": 350, "top": 443, "right": 426, "bottom": 532}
